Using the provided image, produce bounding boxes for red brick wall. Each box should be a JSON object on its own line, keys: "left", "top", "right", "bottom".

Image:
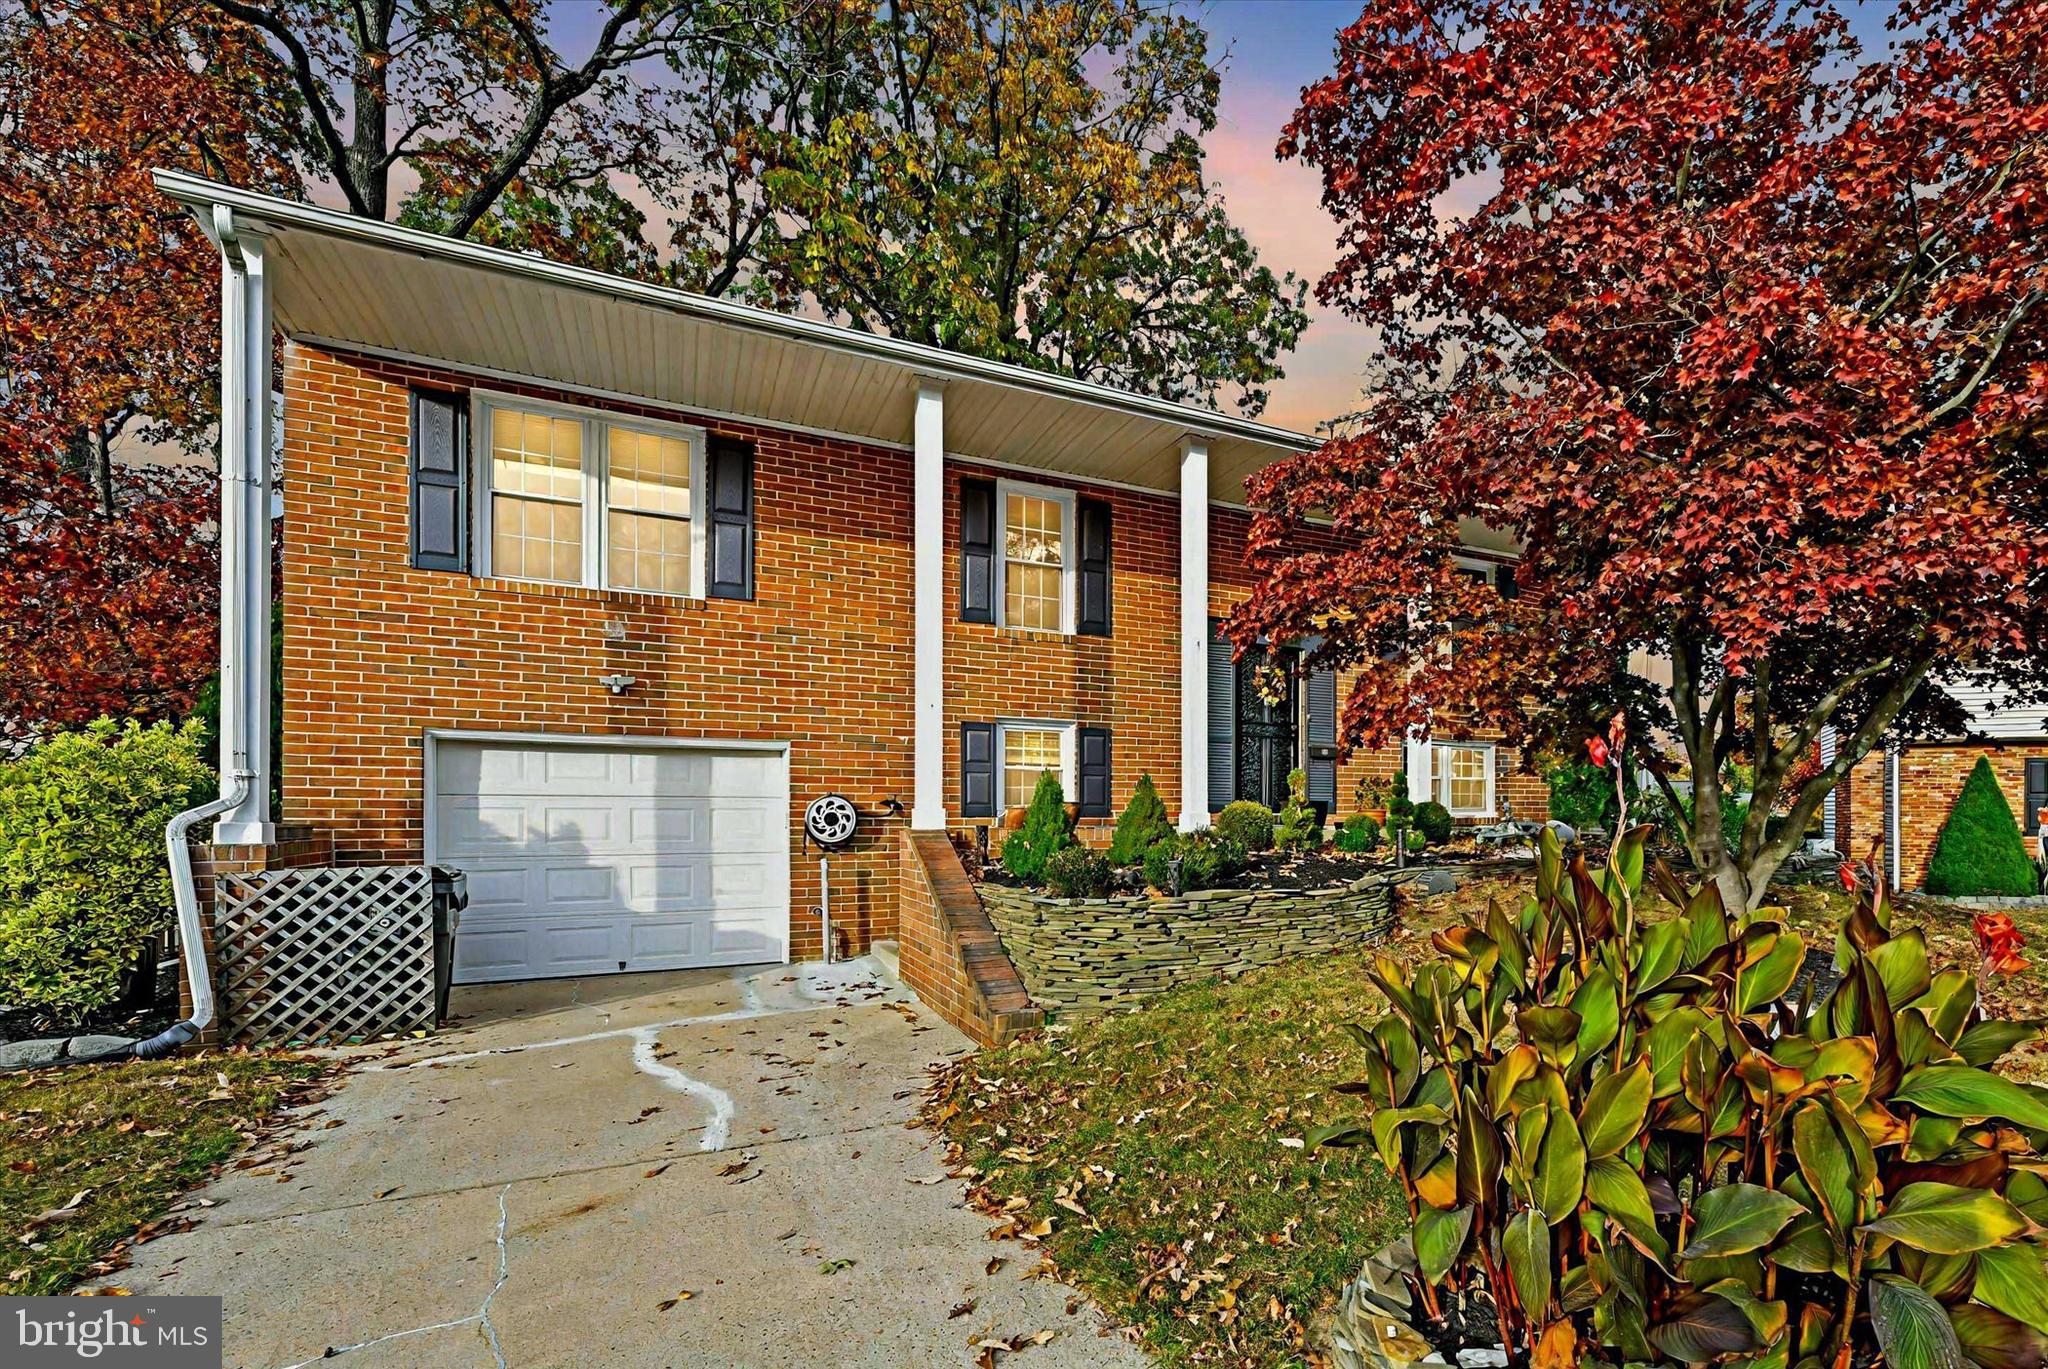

{"left": 1846, "top": 742, "right": 2048, "bottom": 890}
{"left": 896, "top": 831, "right": 1041, "bottom": 1046}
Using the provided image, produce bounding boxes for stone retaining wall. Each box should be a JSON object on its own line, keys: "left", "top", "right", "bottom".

{"left": 980, "top": 875, "right": 1400, "bottom": 1013}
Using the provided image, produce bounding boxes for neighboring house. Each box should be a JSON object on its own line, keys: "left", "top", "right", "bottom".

{"left": 1839, "top": 679, "right": 2048, "bottom": 892}
{"left": 157, "top": 173, "right": 1541, "bottom": 1000}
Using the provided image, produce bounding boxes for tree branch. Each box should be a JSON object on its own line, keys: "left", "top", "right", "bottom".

{"left": 202, "top": 0, "right": 366, "bottom": 214}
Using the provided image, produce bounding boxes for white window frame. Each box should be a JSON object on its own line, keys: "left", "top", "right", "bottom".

{"left": 473, "top": 390, "right": 708, "bottom": 598}
{"left": 993, "top": 477, "right": 1077, "bottom": 635}
{"left": 1432, "top": 739, "right": 1496, "bottom": 818}
{"left": 996, "top": 719, "right": 1077, "bottom": 812}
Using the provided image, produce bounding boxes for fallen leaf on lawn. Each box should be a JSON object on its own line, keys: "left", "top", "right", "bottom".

{"left": 1025, "top": 1218, "right": 1053, "bottom": 1237}
{"left": 1276, "top": 1137, "right": 1304, "bottom": 1149}
{"left": 7, "top": 1161, "right": 34, "bottom": 1174}
{"left": 985, "top": 1256, "right": 1006, "bottom": 1275}
{"left": 654, "top": 1290, "right": 696, "bottom": 1311}
{"left": 948, "top": 1299, "right": 978, "bottom": 1318}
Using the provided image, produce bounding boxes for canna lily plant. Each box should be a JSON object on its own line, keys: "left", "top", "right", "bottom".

{"left": 1315, "top": 824, "right": 2048, "bottom": 1368}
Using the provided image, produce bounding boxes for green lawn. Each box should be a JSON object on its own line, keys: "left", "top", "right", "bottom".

{"left": 929, "top": 869, "right": 2048, "bottom": 1367}
{"left": 0, "top": 1052, "right": 330, "bottom": 1294}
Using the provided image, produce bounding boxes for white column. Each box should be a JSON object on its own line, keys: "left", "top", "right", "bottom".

{"left": 212, "top": 215, "right": 276, "bottom": 844}
{"left": 911, "top": 379, "right": 948, "bottom": 830}
{"left": 1178, "top": 435, "right": 1210, "bottom": 832}
{"left": 1405, "top": 730, "right": 1433, "bottom": 809}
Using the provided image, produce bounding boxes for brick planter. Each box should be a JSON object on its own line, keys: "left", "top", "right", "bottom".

{"left": 980, "top": 874, "right": 1400, "bottom": 1013}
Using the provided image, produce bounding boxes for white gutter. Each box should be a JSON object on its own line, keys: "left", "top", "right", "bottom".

{"left": 1886, "top": 743, "right": 1902, "bottom": 893}
{"left": 148, "top": 169, "right": 1318, "bottom": 458}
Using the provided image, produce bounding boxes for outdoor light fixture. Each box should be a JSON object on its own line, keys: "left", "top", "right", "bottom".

{"left": 598, "top": 673, "right": 638, "bottom": 695}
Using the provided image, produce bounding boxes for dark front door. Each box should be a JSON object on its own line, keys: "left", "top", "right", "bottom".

{"left": 1235, "top": 652, "right": 1297, "bottom": 809}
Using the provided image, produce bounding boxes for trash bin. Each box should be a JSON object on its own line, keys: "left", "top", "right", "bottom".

{"left": 429, "top": 866, "right": 468, "bottom": 1023}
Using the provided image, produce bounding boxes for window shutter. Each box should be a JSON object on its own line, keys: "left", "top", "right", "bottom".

{"left": 1496, "top": 563, "right": 1519, "bottom": 600}
{"left": 1077, "top": 497, "right": 1112, "bottom": 636}
{"left": 1207, "top": 618, "right": 1236, "bottom": 812}
{"left": 960, "top": 478, "right": 996, "bottom": 623}
{"left": 2027, "top": 759, "right": 2048, "bottom": 836}
{"left": 1078, "top": 727, "right": 1112, "bottom": 818}
{"left": 961, "top": 722, "right": 996, "bottom": 819}
{"left": 1306, "top": 667, "right": 1337, "bottom": 806}
{"left": 706, "top": 435, "right": 755, "bottom": 599}
{"left": 409, "top": 388, "right": 469, "bottom": 572}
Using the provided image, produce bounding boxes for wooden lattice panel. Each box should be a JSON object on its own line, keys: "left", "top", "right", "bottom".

{"left": 214, "top": 865, "right": 435, "bottom": 1043}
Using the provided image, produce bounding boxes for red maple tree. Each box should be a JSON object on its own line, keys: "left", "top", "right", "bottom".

{"left": 0, "top": 0, "right": 296, "bottom": 732}
{"left": 1233, "top": 0, "right": 2048, "bottom": 908}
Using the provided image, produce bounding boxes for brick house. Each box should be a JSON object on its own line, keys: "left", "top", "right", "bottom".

{"left": 1837, "top": 682, "right": 2048, "bottom": 892}
{"left": 158, "top": 173, "right": 1539, "bottom": 1014}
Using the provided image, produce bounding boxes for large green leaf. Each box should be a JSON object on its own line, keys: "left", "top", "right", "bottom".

{"left": 1648, "top": 1008, "right": 1712, "bottom": 1099}
{"left": 1504, "top": 1207, "right": 1551, "bottom": 1320}
{"left": 1867, "top": 1274, "right": 1965, "bottom": 1369}
{"left": 1772, "top": 1211, "right": 1838, "bottom": 1273}
{"left": 1738, "top": 931, "right": 1807, "bottom": 1015}
{"left": 1976, "top": 1244, "right": 2048, "bottom": 1334}
{"left": 1580, "top": 1056, "right": 1653, "bottom": 1160}
{"left": 1679, "top": 1183, "right": 1808, "bottom": 1261}
{"left": 1949, "top": 1303, "right": 2048, "bottom": 1369}
{"left": 1636, "top": 919, "right": 1689, "bottom": 993}
{"left": 1535, "top": 1100, "right": 1587, "bottom": 1226}
{"left": 1455, "top": 1086, "right": 1503, "bottom": 1212}
{"left": 1572, "top": 968, "right": 1621, "bottom": 1066}
{"left": 1588, "top": 1155, "right": 1668, "bottom": 1262}
{"left": 1412, "top": 1203, "right": 1474, "bottom": 1286}
{"left": 1863, "top": 1183, "right": 2030, "bottom": 1255}
{"left": 1794, "top": 1099, "right": 1861, "bottom": 1244}
{"left": 1648, "top": 1291, "right": 1761, "bottom": 1363}
{"left": 1956, "top": 1020, "right": 2045, "bottom": 1069}
{"left": 1893, "top": 1066, "right": 2048, "bottom": 1132}
{"left": 1870, "top": 930, "right": 1935, "bottom": 1010}
{"left": 1520, "top": 1004, "right": 1583, "bottom": 1069}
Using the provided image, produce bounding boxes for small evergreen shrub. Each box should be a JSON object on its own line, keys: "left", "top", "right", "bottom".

{"left": 1384, "top": 770, "right": 1415, "bottom": 844}
{"left": 1926, "top": 756, "right": 2038, "bottom": 896}
{"left": 1142, "top": 831, "right": 1232, "bottom": 894}
{"left": 1214, "top": 800, "right": 1276, "bottom": 853}
{"left": 1413, "top": 799, "right": 1453, "bottom": 846}
{"left": 1544, "top": 757, "right": 1616, "bottom": 831}
{"left": 0, "top": 719, "right": 211, "bottom": 1018}
{"left": 1000, "top": 769, "right": 1074, "bottom": 883}
{"left": 1274, "top": 768, "right": 1321, "bottom": 851}
{"left": 1042, "top": 844, "right": 1112, "bottom": 898}
{"left": 1107, "top": 774, "right": 1173, "bottom": 865}
{"left": 1334, "top": 813, "right": 1382, "bottom": 854}
{"left": 1405, "top": 829, "right": 1427, "bottom": 854}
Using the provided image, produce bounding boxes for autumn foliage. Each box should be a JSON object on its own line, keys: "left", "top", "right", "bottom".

{"left": 1234, "top": 0, "right": 2048, "bottom": 908}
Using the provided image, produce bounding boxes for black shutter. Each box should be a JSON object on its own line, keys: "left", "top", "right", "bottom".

{"left": 1077, "top": 497, "right": 1112, "bottom": 636}
{"left": 1306, "top": 668, "right": 1337, "bottom": 807}
{"left": 1078, "top": 727, "right": 1112, "bottom": 818}
{"left": 1208, "top": 618, "right": 1236, "bottom": 812}
{"left": 409, "top": 388, "right": 468, "bottom": 572}
{"left": 706, "top": 435, "right": 755, "bottom": 599}
{"left": 960, "top": 478, "right": 996, "bottom": 623}
{"left": 1496, "top": 563, "right": 1519, "bottom": 599}
{"left": 2027, "top": 758, "right": 2048, "bottom": 836}
{"left": 961, "top": 722, "right": 997, "bottom": 819}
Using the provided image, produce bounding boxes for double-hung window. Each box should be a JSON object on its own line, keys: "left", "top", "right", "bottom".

{"left": 478, "top": 393, "right": 706, "bottom": 597}
{"left": 1433, "top": 741, "right": 1494, "bottom": 817}
{"left": 999, "top": 721, "right": 1074, "bottom": 812}
{"left": 998, "top": 481, "right": 1075, "bottom": 633}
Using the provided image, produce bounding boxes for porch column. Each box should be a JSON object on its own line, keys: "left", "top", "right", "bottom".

{"left": 212, "top": 210, "right": 276, "bottom": 845}
{"left": 1178, "top": 435, "right": 1210, "bottom": 832}
{"left": 911, "top": 378, "right": 948, "bottom": 830}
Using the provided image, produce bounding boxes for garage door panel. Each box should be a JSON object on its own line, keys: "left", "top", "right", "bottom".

{"left": 436, "top": 739, "right": 790, "bottom": 984}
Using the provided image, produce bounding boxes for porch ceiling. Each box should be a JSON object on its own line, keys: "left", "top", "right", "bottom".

{"left": 155, "top": 172, "right": 1317, "bottom": 505}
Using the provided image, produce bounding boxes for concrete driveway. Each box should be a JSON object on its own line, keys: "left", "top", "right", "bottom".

{"left": 118, "top": 959, "right": 1148, "bottom": 1369}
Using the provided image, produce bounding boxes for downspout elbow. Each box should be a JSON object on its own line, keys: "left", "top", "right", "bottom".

{"left": 128, "top": 769, "right": 255, "bottom": 1059}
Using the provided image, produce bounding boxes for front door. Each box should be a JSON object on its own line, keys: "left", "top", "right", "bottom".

{"left": 1235, "top": 652, "right": 1297, "bottom": 809}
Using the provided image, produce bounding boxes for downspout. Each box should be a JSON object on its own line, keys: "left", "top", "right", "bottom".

{"left": 1886, "top": 742, "right": 1902, "bottom": 893}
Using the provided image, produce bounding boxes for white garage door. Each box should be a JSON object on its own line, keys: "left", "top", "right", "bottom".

{"left": 431, "top": 738, "right": 790, "bottom": 984}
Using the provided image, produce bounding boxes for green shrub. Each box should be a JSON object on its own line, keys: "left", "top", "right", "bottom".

{"left": 1107, "top": 774, "right": 1173, "bottom": 865}
{"left": 1926, "top": 756, "right": 2039, "bottom": 896}
{"left": 1413, "top": 799, "right": 1453, "bottom": 845}
{"left": 1274, "top": 768, "right": 1321, "bottom": 851}
{"left": 1142, "top": 831, "right": 1232, "bottom": 894}
{"left": 1042, "top": 843, "right": 1112, "bottom": 898}
{"left": 1334, "top": 813, "right": 1382, "bottom": 854}
{"left": 1404, "top": 828, "right": 1426, "bottom": 854}
{"left": 1000, "top": 769, "right": 1073, "bottom": 883}
{"left": 1313, "top": 825, "right": 2048, "bottom": 1369}
{"left": 1544, "top": 757, "right": 1617, "bottom": 831}
{"left": 1384, "top": 770, "right": 1415, "bottom": 842}
{"left": 1214, "top": 800, "right": 1276, "bottom": 853}
{"left": 0, "top": 719, "right": 211, "bottom": 1019}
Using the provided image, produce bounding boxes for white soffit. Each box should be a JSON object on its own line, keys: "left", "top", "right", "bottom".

{"left": 154, "top": 172, "right": 1316, "bottom": 505}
